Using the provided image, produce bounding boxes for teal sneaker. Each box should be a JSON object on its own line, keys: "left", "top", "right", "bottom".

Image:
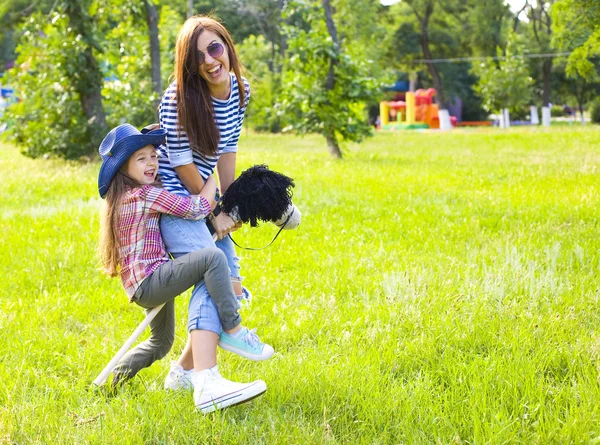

{"left": 219, "top": 327, "right": 274, "bottom": 361}
{"left": 237, "top": 287, "right": 252, "bottom": 308}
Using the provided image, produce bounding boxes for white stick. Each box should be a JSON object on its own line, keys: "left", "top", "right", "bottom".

{"left": 92, "top": 303, "right": 165, "bottom": 387}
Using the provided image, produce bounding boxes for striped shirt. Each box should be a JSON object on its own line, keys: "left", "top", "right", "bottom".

{"left": 118, "top": 185, "right": 211, "bottom": 299}
{"left": 157, "top": 74, "right": 251, "bottom": 196}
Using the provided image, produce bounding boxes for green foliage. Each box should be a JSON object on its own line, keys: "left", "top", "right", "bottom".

{"left": 553, "top": 0, "right": 600, "bottom": 79}
{"left": 237, "top": 34, "right": 285, "bottom": 133}
{"left": 473, "top": 32, "right": 534, "bottom": 114}
{"left": 2, "top": 1, "right": 176, "bottom": 159}
{"left": 590, "top": 98, "right": 600, "bottom": 123}
{"left": 278, "top": 1, "right": 379, "bottom": 146}
{"left": 551, "top": 105, "right": 566, "bottom": 117}
{"left": 0, "top": 0, "right": 55, "bottom": 69}
{"left": 100, "top": 4, "right": 159, "bottom": 125}
{"left": 3, "top": 12, "right": 100, "bottom": 159}
{"left": 158, "top": 4, "right": 181, "bottom": 88}
{"left": 466, "top": 0, "right": 509, "bottom": 57}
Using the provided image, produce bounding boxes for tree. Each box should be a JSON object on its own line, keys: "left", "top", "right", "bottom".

{"left": 402, "top": 0, "right": 449, "bottom": 109}
{"left": 145, "top": 0, "right": 161, "bottom": 97}
{"left": 554, "top": 58, "right": 600, "bottom": 123}
{"left": 466, "top": 0, "right": 510, "bottom": 57}
{"left": 237, "top": 34, "right": 285, "bottom": 133}
{"left": 383, "top": 0, "right": 496, "bottom": 122}
{"left": 3, "top": 0, "right": 177, "bottom": 159}
{"left": 4, "top": 3, "right": 109, "bottom": 159}
{"left": 514, "top": 0, "right": 555, "bottom": 108}
{"left": 553, "top": 0, "right": 600, "bottom": 80}
{"left": 278, "top": 0, "right": 380, "bottom": 158}
{"left": 473, "top": 31, "right": 534, "bottom": 125}
{"left": 63, "top": 0, "right": 107, "bottom": 144}
{"left": 0, "top": 0, "right": 55, "bottom": 71}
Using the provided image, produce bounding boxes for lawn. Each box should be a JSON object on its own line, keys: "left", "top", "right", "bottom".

{"left": 1, "top": 126, "right": 600, "bottom": 444}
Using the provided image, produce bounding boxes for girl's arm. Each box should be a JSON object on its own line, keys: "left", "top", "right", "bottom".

{"left": 200, "top": 175, "right": 217, "bottom": 209}
{"left": 143, "top": 185, "right": 211, "bottom": 221}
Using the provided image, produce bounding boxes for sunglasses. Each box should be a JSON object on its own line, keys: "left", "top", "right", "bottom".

{"left": 197, "top": 42, "right": 225, "bottom": 65}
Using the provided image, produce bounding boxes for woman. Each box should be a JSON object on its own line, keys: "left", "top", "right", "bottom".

{"left": 157, "top": 15, "right": 268, "bottom": 412}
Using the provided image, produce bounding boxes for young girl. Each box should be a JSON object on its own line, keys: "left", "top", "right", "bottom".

{"left": 98, "top": 123, "right": 272, "bottom": 413}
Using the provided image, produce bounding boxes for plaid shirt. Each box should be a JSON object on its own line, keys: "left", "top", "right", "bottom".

{"left": 118, "top": 185, "right": 211, "bottom": 299}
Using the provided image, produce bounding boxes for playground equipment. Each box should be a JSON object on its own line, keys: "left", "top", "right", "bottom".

{"left": 379, "top": 88, "right": 456, "bottom": 130}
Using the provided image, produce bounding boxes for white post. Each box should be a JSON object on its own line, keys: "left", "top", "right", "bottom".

{"left": 92, "top": 304, "right": 165, "bottom": 386}
{"left": 541, "top": 106, "right": 551, "bottom": 126}
{"left": 530, "top": 106, "right": 540, "bottom": 125}
{"left": 438, "top": 109, "right": 452, "bottom": 130}
{"left": 503, "top": 108, "right": 511, "bottom": 128}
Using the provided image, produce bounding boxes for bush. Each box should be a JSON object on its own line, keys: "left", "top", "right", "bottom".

{"left": 2, "top": 8, "right": 166, "bottom": 160}
{"left": 551, "top": 105, "right": 565, "bottom": 117}
{"left": 590, "top": 99, "right": 600, "bottom": 124}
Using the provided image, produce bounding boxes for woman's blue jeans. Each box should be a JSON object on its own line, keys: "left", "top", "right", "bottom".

{"left": 160, "top": 214, "right": 241, "bottom": 334}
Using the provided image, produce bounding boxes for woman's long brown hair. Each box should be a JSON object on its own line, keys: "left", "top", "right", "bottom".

{"left": 98, "top": 171, "right": 139, "bottom": 276}
{"left": 174, "top": 15, "right": 245, "bottom": 157}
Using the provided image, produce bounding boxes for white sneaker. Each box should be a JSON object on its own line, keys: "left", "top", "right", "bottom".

{"left": 192, "top": 366, "right": 267, "bottom": 414}
{"left": 164, "top": 362, "right": 194, "bottom": 390}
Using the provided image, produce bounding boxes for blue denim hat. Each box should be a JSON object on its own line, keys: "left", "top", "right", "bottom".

{"left": 97, "top": 123, "right": 167, "bottom": 198}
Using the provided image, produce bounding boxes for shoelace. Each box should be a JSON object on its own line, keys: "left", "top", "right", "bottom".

{"left": 243, "top": 328, "right": 261, "bottom": 348}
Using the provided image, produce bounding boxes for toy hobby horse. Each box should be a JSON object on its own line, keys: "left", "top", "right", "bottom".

{"left": 207, "top": 164, "right": 301, "bottom": 243}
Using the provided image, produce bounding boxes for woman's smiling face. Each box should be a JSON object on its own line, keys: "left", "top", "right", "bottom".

{"left": 197, "top": 30, "right": 230, "bottom": 98}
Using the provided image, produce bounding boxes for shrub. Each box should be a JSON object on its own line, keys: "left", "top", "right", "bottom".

{"left": 551, "top": 105, "right": 565, "bottom": 117}
{"left": 590, "top": 99, "right": 600, "bottom": 124}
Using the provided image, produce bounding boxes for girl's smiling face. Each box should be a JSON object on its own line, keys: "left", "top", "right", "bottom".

{"left": 123, "top": 145, "right": 158, "bottom": 185}
{"left": 196, "top": 30, "right": 230, "bottom": 99}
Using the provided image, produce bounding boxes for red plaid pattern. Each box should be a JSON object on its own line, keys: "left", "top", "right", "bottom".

{"left": 118, "top": 185, "right": 211, "bottom": 299}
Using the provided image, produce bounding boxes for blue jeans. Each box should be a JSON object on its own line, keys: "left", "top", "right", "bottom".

{"left": 160, "top": 214, "right": 241, "bottom": 334}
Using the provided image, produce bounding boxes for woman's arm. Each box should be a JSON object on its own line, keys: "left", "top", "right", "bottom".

{"left": 211, "top": 152, "right": 241, "bottom": 239}
{"left": 216, "top": 152, "right": 237, "bottom": 194}
{"left": 174, "top": 163, "right": 207, "bottom": 195}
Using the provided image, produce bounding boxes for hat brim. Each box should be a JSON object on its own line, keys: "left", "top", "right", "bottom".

{"left": 98, "top": 129, "right": 166, "bottom": 198}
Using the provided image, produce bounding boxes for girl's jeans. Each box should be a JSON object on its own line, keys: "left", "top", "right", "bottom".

{"left": 111, "top": 248, "right": 241, "bottom": 385}
{"left": 160, "top": 214, "right": 241, "bottom": 334}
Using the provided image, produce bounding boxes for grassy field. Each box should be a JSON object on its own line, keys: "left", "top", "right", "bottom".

{"left": 1, "top": 126, "right": 600, "bottom": 444}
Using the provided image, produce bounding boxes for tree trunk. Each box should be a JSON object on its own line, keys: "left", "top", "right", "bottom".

{"left": 421, "top": 28, "right": 446, "bottom": 109}
{"left": 145, "top": 0, "right": 161, "bottom": 102}
{"left": 541, "top": 57, "right": 552, "bottom": 107}
{"left": 326, "top": 131, "right": 342, "bottom": 159}
{"left": 63, "top": 0, "right": 107, "bottom": 154}
{"left": 323, "top": 0, "right": 338, "bottom": 91}
{"left": 187, "top": 0, "right": 193, "bottom": 18}
{"left": 412, "top": 2, "right": 446, "bottom": 109}
{"left": 322, "top": 0, "right": 342, "bottom": 158}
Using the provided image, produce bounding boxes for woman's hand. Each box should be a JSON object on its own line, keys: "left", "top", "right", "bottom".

{"left": 211, "top": 211, "right": 242, "bottom": 240}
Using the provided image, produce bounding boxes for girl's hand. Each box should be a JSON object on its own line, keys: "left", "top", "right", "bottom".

{"left": 142, "top": 123, "right": 160, "bottom": 133}
{"left": 212, "top": 211, "right": 241, "bottom": 240}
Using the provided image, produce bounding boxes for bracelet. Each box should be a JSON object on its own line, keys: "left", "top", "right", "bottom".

{"left": 213, "top": 202, "right": 222, "bottom": 217}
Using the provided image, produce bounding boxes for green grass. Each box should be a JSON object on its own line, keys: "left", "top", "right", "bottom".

{"left": 1, "top": 126, "right": 600, "bottom": 443}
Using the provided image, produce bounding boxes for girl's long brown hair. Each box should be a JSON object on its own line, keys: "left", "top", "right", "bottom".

{"left": 174, "top": 15, "right": 245, "bottom": 157}
{"left": 99, "top": 171, "right": 138, "bottom": 276}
